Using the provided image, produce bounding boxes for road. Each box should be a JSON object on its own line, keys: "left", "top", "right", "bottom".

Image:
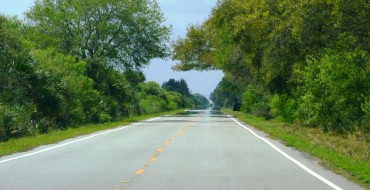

{"left": 0, "top": 110, "right": 363, "bottom": 190}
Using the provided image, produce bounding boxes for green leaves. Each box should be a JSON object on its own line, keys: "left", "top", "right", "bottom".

{"left": 26, "top": 0, "right": 171, "bottom": 70}
{"left": 136, "top": 81, "right": 194, "bottom": 115}
{"left": 298, "top": 49, "right": 369, "bottom": 132}
{"left": 31, "top": 48, "right": 101, "bottom": 126}
{"left": 175, "top": 0, "right": 369, "bottom": 132}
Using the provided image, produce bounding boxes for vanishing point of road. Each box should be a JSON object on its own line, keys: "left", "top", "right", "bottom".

{"left": 0, "top": 110, "right": 363, "bottom": 190}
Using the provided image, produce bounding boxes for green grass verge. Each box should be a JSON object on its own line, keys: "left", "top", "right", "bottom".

{"left": 223, "top": 109, "right": 370, "bottom": 190}
{"left": 0, "top": 109, "right": 185, "bottom": 157}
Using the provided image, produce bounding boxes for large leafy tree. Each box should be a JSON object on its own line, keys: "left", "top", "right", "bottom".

{"left": 26, "top": 0, "right": 171, "bottom": 73}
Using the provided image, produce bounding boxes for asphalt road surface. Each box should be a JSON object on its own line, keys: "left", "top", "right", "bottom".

{"left": 0, "top": 110, "right": 363, "bottom": 190}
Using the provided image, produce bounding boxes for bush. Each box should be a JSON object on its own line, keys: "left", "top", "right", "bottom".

{"left": 31, "top": 49, "right": 101, "bottom": 127}
{"left": 241, "top": 85, "right": 271, "bottom": 119}
{"left": 361, "top": 97, "right": 370, "bottom": 132}
{"left": 241, "top": 85, "right": 260, "bottom": 113}
{"left": 0, "top": 104, "right": 35, "bottom": 141}
{"left": 139, "top": 95, "right": 167, "bottom": 114}
{"left": 298, "top": 49, "right": 369, "bottom": 132}
{"left": 270, "top": 94, "right": 298, "bottom": 122}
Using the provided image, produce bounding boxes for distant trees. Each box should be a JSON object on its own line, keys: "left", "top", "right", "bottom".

{"left": 192, "top": 93, "right": 211, "bottom": 109}
{"left": 162, "top": 79, "right": 191, "bottom": 97}
{"left": 173, "top": 0, "right": 369, "bottom": 133}
{"left": 162, "top": 78, "right": 210, "bottom": 109}
{"left": 210, "top": 75, "right": 242, "bottom": 109}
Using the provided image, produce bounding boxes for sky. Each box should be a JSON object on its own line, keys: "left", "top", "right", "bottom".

{"left": 0, "top": 0, "right": 224, "bottom": 97}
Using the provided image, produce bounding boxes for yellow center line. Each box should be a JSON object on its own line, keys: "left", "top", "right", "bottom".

{"left": 157, "top": 147, "right": 164, "bottom": 152}
{"left": 135, "top": 169, "right": 145, "bottom": 175}
{"left": 120, "top": 114, "right": 201, "bottom": 188}
{"left": 151, "top": 157, "right": 158, "bottom": 162}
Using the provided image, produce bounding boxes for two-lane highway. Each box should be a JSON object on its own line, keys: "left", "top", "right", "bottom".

{"left": 0, "top": 110, "right": 363, "bottom": 190}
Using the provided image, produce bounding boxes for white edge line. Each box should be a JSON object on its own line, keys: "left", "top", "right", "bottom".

{"left": 0, "top": 116, "right": 162, "bottom": 164}
{"left": 227, "top": 115, "right": 343, "bottom": 190}
{"left": 147, "top": 117, "right": 160, "bottom": 122}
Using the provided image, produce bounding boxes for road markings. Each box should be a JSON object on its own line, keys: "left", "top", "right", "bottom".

{"left": 121, "top": 115, "right": 199, "bottom": 187}
{"left": 228, "top": 115, "right": 344, "bottom": 190}
{"left": 135, "top": 169, "right": 145, "bottom": 175}
{"left": 0, "top": 115, "right": 166, "bottom": 164}
{"left": 0, "top": 117, "right": 162, "bottom": 164}
{"left": 0, "top": 125, "right": 132, "bottom": 163}
{"left": 147, "top": 117, "right": 160, "bottom": 122}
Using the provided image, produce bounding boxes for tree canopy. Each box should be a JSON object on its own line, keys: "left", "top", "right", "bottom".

{"left": 26, "top": 0, "right": 171, "bottom": 70}
{"left": 173, "top": 0, "right": 369, "bottom": 132}
{"left": 162, "top": 78, "right": 191, "bottom": 97}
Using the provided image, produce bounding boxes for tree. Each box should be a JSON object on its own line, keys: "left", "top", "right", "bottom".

{"left": 210, "top": 75, "right": 243, "bottom": 109}
{"left": 192, "top": 93, "right": 210, "bottom": 109}
{"left": 162, "top": 79, "right": 191, "bottom": 97}
{"left": 175, "top": 0, "right": 369, "bottom": 132}
{"left": 26, "top": 0, "right": 171, "bottom": 77}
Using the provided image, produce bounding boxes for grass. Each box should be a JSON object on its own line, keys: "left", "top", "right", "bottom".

{"left": 0, "top": 109, "right": 185, "bottom": 157}
{"left": 223, "top": 109, "right": 370, "bottom": 190}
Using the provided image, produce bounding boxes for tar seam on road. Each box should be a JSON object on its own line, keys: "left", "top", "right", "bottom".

{"left": 227, "top": 115, "right": 344, "bottom": 190}
{"left": 0, "top": 117, "right": 161, "bottom": 164}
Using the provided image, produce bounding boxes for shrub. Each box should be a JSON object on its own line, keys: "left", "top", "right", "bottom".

{"left": 31, "top": 49, "right": 101, "bottom": 127}
{"left": 298, "top": 49, "right": 369, "bottom": 132}
{"left": 242, "top": 85, "right": 271, "bottom": 119}
{"left": 270, "top": 94, "right": 298, "bottom": 122}
{"left": 0, "top": 104, "right": 35, "bottom": 141}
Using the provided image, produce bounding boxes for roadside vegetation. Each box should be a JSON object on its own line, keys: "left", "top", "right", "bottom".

{"left": 0, "top": 0, "right": 209, "bottom": 142}
{"left": 224, "top": 109, "right": 369, "bottom": 189}
{"left": 172, "top": 0, "right": 369, "bottom": 153}
{"left": 173, "top": 0, "right": 369, "bottom": 134}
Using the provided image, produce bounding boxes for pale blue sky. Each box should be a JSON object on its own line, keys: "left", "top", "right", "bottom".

{"left": 0, "top": 0, "right": 223, "bottom": 97}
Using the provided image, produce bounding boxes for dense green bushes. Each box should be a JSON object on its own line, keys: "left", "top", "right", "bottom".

{"left": 136, "top": 81, "right": 191, "bottom": 114}
{"left": 241, "top": 85, "right": 271, "bottom": 119}
{"left": 297, "top": 49, "right": 369, "bottom": 132}
{"left": 0, "top": 0, "right": 208, "bottom": 141}
{"left": 31, "top": 49, "right": 102, "bottom": 126}
{"left": 0, "top": 104, "right": 34, "bottom": 141}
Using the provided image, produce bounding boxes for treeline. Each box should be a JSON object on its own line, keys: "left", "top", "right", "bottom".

{"left": 0, "top": 0, "right": 207, "bottom": 141}
{"left": 173, "top": 0, "right": 369, "bottom": 133}
{"left": 162, "top": 79, "right": 211, "bottom": 109}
